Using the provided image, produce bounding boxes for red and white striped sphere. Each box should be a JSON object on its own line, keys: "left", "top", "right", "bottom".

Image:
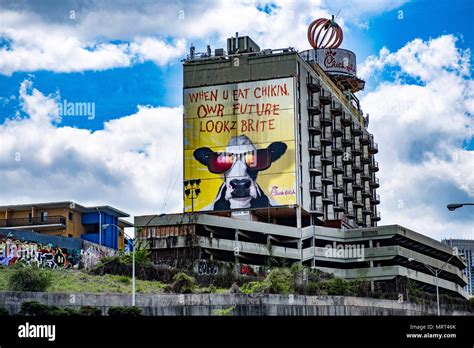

{"left": 307, "top": 17, "right": 344, "bottom": 49}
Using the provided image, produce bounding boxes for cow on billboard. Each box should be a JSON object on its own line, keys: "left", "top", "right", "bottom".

{"left": 193, "top": 135, "right": 287, "bottom": 210}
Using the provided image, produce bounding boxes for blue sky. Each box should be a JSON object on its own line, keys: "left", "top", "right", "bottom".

{"left": 0, "top": 0, "right": 472, "bottom": 240}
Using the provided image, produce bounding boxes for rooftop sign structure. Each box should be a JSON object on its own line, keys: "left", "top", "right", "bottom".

{"left": 303, "top": 15, "right": 365, "bottom": 93}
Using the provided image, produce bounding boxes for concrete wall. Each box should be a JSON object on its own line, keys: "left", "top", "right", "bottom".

{"left": 0, "top": 292, "right": 471, "bottom": 316}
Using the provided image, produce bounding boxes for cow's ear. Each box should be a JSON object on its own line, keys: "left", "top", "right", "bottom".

{"left": 193, "top": 147, "right": 214, "bottom": 166}
{"left": 268, "top": 142, "right": 287, "bottom": 162}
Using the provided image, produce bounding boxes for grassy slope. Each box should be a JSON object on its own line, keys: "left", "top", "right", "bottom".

{"left": 0, "top": 267, "right": 168, "bottom": 294}
{"left": 0, "top": 267, "right": 228, "bottom": 294}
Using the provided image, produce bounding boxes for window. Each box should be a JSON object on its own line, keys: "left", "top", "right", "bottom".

{"left": 28, "top": 213, "right": 32, "bottom": 224}
{"left": 68, "top": 212, "right": 74, "bottom": 221}
{"left": 40, "top": 211, "right": 48, "bottom": 222}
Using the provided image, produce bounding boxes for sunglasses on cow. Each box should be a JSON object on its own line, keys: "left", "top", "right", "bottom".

{"left": 207, "top": 149, "right": 274, "bottom": 174}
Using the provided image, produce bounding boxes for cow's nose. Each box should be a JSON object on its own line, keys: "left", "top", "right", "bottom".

{"left": 230, "top": 179, "right": 251, "bottom": 189}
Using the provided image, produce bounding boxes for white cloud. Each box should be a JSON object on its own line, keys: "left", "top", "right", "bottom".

{"left": 0, "top": 80, "right": 183, "bottom": 216}
{"left": 360, "top": 34, "right": 473, "bottom": 240}
{"left": 0, "top": 10, "right": 186, "bottom": 75}
{"left": 0, "top": 0, "right": 407, "bottom": 75}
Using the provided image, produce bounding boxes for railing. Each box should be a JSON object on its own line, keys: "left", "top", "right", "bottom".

{"left": 0, "top": 215, "right": 67, "bottom": 228}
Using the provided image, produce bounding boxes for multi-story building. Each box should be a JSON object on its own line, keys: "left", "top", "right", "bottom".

{"left": 182, "top": 31, "right": 379, "bottom": 229}
{"left": 0, "top": 201, "right": 132, "bottom": 250}
{"left": 135, "top": 20, "right": 468, "bottom": 299}
{"left": 443, "top": 238, "right": 474, "bottom": 296}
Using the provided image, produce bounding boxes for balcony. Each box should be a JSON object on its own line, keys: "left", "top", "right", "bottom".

{"left": 0, "top": 215, "right": 67, "bottom": 229}
{"left": 322, "top": 195, "right": 335, "bottom": 204}
{"left": 320, "top": 134, "right": 332, "bottom": 145}
{"left": 345, "top": 207, "right": 355, "bottom": 219}
{"left": 361, "top": 172, "right": 371, "bottom": 181}
{"left": 320, "top": 113, "right": 332, "bottom": 126}
{"left": 342, "top": 173, "right": 353, "bottom": 182}
{"left": 343, "top": 191, "right": 354, "bottom": 201}
{"left": 351, "top": 124, "right": 363, "bottom": 136}
{"left": 369, "top": 141, "right": 379, "bottom": 154}
{"left": 342, "top": 154, "right": 352, "bottom": 164}
{"left": 309, "top": 162, "right": 322, "bottom": 175}
{"left": 332, "top": 143, "right": 343, "bottom": 155}
{"left": 362, "top": 189, "right": 372, "bottom": 198}
{"left": 321, "top": 153, "right": 333, "bottom": 165}
{"left": 341, "top": 136, "right": 352, "bottom": 146}
{"left": 352, "top": 145, "right": 362, "bottom": 155}
{"left": 308, "top": 141, "right": 322, "bottom": 154}
{"left": 356, "top": 218, "right": 367, "bottom": 227}
{"left": 308, "top": 120, "right": 321, "bottom": 134}
{"left": 371, "top": 194, "right": 381, "bottom": 205}
{"left": 352, "top": 180, "right": 363, "bottom": 190}
{"left": 340, "top": 112, "right": 352, "bottom": 126}
{"left": 309, "top": 183, "right": 323, "bottom": 195}
{"left": 333, "top": 183, "right": 344, "bottom": 193}
{"left": 332, "top": 126, "right": 343, "bottom": 137}
{"left": 361, "top": 154, "right": 371, "bottom": 164}
{"left": 370, "top": 177, "right": 380, "bottom": 188}
{"left": 333, "top": 203, "right": 345, "bottom": 212}
{"left": 319, "top": 90, "right": 332, "bottom": 105}
{"left": 332, "top": 163, "right": 344, "bottom": 174}
{"left": 330, "top": 101, "right": 342, "bottom": 116}
{"left": 307, "top": 99, "right": 321, "bottom": 115}
{"left": 352, "top": 162, "right": 363, "bottom": 173}
{"left": 371, "top": 211, "right": 381, "bottom": 221}
{"left": 360, "top": 131, "right": 370, "bottom": 145}
{"left": 370, "top": 161, "right": 379, "bottom": 172}
{"left": 310, "top": 205, "right": 324, "bottom": 216}
{"left": 321, "top": 174, "right": 334, "bottom": 185}
{"left": 353, "top": 199, "right": 363, "bottom": 208}
{"left": 362, "top": 207, "right": 372, "bottom": 215}
{"left": 307, "top": 78, "right": 321, "bottom": 93}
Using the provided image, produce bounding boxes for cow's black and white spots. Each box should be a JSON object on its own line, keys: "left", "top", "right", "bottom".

{"left": 193, "top": 135, "right": 287, "bottom": 210}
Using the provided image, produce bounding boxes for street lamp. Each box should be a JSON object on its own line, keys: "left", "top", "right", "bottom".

{"left": 447, "top": 203, "right": 474, "bottom": 211}
{"left": 184, "top": 179, "right": 201, "bottom": 213}
{"left": 408, "top": 254, "right": 457, "bottom": 316}
{"left": 102, "top": 223, "right": 136, "bottom": 306}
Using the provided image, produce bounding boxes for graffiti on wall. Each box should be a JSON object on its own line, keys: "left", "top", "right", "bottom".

{"left": 196, "top": 260, "right": 219, "bottom": 275}
{"left": 0, "top": 238, "right": 81, "bottom": 269}
{"left": 81, "top": 240, "right": 117, "bottom": 270}
{"left": 0, "top": 238, "right": 117, "bottom": 270}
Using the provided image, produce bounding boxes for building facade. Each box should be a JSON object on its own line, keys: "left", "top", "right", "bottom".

{"left": 443, "top": 239, "right": 474, "bottom": 296}
{"left": 182, "top": 33, "right": 379, "bottom": 229}
{"left": 136, "top": 25, "right": 468, "bottom": 300}
{"left": 0, "top": 201, "right": 132, "bottom": 250}
{"left": 136, "top": 214, "right": 468, "bottom": 299}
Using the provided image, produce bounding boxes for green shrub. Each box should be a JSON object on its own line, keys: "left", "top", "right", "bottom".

{"left": 90, "top": 258, "right": 179, "bottom": 283}
{"left": 8, "top": 267, "right": 52, "bottom": 292}
{"left": 0, "top": 307, "right": 9, "bottom": 315}
{"left": 324, "top": 278, "right": 351, "bottom": 295}
{"left": 171, "top": 272, "right": 196, "bottom": 293}
{"left": 19, "top": 301, "right": 79, "bottom": 316}
{"left": 240, "top": 281, "right": 267, "bottom": 294}
{"left": 265, "top": 268, "right": 292, "bottom": 294}
{"left": 108, "top": 306, "right": 142, "bottom": 316}
{"left": 79, "top": 306, "right": 102, "bottom": 316}
{"left": 306, "top": 281, "right": 327, "bottom": 296}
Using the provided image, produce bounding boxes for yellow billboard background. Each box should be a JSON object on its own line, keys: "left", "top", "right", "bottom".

{"left": 184, "top": 77, "right": 296, "bottom": 212}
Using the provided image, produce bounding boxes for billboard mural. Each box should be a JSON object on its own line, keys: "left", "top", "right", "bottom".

{"left": 184, "top": 77, "right": 296, "bottom": 212}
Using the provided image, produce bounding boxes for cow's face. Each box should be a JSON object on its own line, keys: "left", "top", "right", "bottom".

{"left": 193, "top": 135, "right": 287, "bottom": 208}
